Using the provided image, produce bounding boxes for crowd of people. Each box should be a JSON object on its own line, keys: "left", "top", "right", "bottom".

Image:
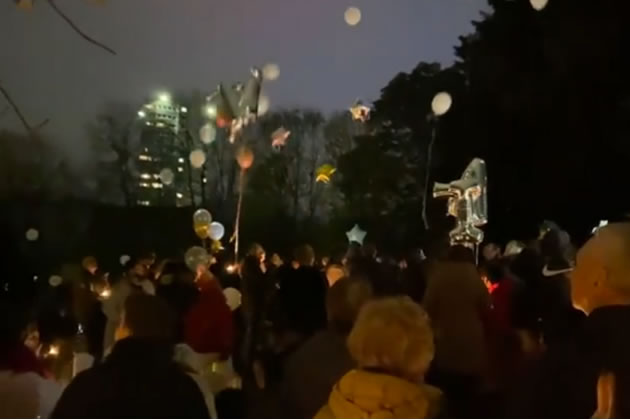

{"left": 2, "top": 221, "right": 630, "bottom": 418}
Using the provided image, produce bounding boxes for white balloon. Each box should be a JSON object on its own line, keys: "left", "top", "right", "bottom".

{"left": 262, "top": 63, "right": 280, "bottom": 81}
{"left": 159, "top": 168, "right": 174, "bottom": 185}
{"left": 530, "top": 0, "right": 548, "bottom": 11}
{"left": 209, "top": 222, "right": 225, "bottom": 241}
{"left": 223, "top": 287, "right": 242, "bottom": 311}
{"left": 258, "top": 95, "right": 270, "bottom": 116}
{"left": 431, "top": 92, "right": 453, "bottom": 116}
{"left": 344, "top": 6, "right": 361, "bottom": 26}
{"left": 189, "top": 149, "right": 206, "bottom": 169}
{"left": 199, "top": 123, "right": 217, "bottom": 144}
{"left": 120, "top": 254, "right": 131, "bottom": 266}
{"left": 48, "top": 275, "right": 63, "bottom": 287}
{"left": 26, "top": 228, "right": 39, "bottom": 241}
{"left": 184, "top": 246, "right": 209, "bottom": 272}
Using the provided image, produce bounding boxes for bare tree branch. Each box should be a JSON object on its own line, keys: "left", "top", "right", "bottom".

{"left": 0, "top": 83, "right": 33, "bottom": 133}
{"left": 0, "top": 83, "right": 50, "bottom": 136}
{"left": 46, "top": 0, "right": 117, "bottom": 56}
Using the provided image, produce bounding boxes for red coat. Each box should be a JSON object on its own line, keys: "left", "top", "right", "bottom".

{"left": 184, "top": 283, "right": 234, "bottom": 358}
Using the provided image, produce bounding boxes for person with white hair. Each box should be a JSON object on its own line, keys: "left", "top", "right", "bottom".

{"left": 316, "top": 297, "right": 443, "bottom": 419}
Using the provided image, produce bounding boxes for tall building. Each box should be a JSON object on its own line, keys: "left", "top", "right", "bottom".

{"left": 134, "top": 94, "right": 192, "bottom": 207}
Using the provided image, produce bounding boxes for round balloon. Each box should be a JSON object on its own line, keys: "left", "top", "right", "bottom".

{"left": 262, "top": 63, "right": 280, "bottom": 81}
{"left": 258, "top": 95, "right": 270, "bottom": 116}
{"left": 25, "top": 228, "right": 39, "bottom": 241}
{"left": 159, "top": 168, "right": 174, "bottom": 185}
{"left": 48, "top": 275, "right": 63, "bottom": 287}
{"left": 530, "top": 0, "right": 548, "bottom": 11}
{"left": 344, "top": 7, "right": 361, "bottom": 26}
{"left": 193, "top": 209, "right": 212, "bottom": 239}
{"left": 185, "top": 246, "right": 210, "bottom": 272}
{"left": 199, "top": 123, "right": 217, "bottom": 144}
{"left": 209, "top": 222, "right": 225, "bottom": 241}
{"left": 236, "top": 146, "right": 254, "bottom": 170}
{"left": 189, "top": 149, "right": 206, "bottom": 169}
{"left": 223, "top": 287, "right": 242, "bottom": 311}
{"left": 431, "top": 92, "right": 453, "bottom": 116}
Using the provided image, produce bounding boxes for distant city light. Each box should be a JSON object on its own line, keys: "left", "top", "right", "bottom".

{"left": 178, "top": 158, "right": 185, "bottom": 163}
{"left": 139, "top": 182, "right": 150, "bottom": 188}
{"left": 151, "top": 183, "right": 163, "bottom": 189}
{"left": 138, "top": 154, "right": 152, "bottom": 161}
{"left": 177, "top": 167, "right": 184, "bottom": 172}
{"left": 138, "top": 110, "right": 146, "bottom": 118}
{"left": 140, "top": 173, "right": 151, "bottom": 180}
{"left": 206, "top": 105, "right": 217, "bottom": 118}
{"left": 180, "top": 106, "right": 188, "bottom": 113}
{"left": 145, "top": 121, "right": 152, "bottom": 126}
{"left": 156, "top": 122, "right": 165, "bottom": 128}
{"left": 158, "top": 92, "right": 171, "bottom": 103}
{"left": 137, "top": 200, "right": 151, "bottom": 206}
{"left": 176, "top": 193, "right": 184, "bottom": 199}
{"left": 202, "top": 177, "right": 207, "bottom": 184}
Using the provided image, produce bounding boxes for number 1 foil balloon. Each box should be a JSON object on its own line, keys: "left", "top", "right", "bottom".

{"left": 433, "top": 158, "right": 488, "bottom": 248}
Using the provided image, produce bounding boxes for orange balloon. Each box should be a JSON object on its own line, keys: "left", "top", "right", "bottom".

{"left": 194, "top": 223, "right": 210, "bottom": 239}
{"left": 236, "top": 146, "right": 254, "bottom": 169}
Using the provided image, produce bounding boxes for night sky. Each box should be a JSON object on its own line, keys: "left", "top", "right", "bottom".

{"left": 1, "top": 0, "right": 486, "bottom": 165}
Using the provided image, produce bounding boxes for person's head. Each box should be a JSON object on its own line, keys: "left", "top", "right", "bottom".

{"left": 326, "top": 276, "right": 373, "bottom": 334}
{"left": 115, "top": 294, "right": 176, "bottom": 342}
{"left": 448, "top": 245, "right": 476, "bottom": 264}
{"left": 325, "top": 264, "right": 346, "bottom": 287}
{"left": 347, "top": 297, "right": 434, "bottom": 382}
{"left": 81, "top": 256, "right": 98, "bottom": 275}
{"left": 270, "top": 253, "right": 283, "bottom": 267}
{"left": 571, "top": 223, "right": 630, "bottom": 314}
{"left": 248, "top": 243, "right": 266, "bottom": 264}
{"left": 294, "top": 244, "right": 316, "bottom": 267}
{"left": 482, "top": 243, "right": 502, "bottom": 261}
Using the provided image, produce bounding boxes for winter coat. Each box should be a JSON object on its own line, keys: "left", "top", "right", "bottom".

{"left": 280, "top": 266, "right": 328, "bottom": 336}
{"left": 316, "top": 369, "right": 443, "bottom": 419}
{"left": 184, "top": 282, "right": 234, "bottom": 358}
{"left": 423, "top": 261, "right": 490, "bottom": 376}
{"left": 282, "top": 329, "right": 355, "bottom": 418}
{"left": 51, "top": 337, "right": 208, "bottom": 418}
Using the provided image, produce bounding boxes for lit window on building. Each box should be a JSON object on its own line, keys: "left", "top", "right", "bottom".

{"left": 137, "top": 200, "right": 151, "bottom": 206}
{"left": 139, "top": 182, "right": 150, "bottom": 188}
{"left": 138, "top": 155, "right": 153, "bottom": 161}
{"left": 145, "top": 121, "right": 152, "bottom": 126}
{"left": 178, "top": 158, "right": 185, "bottom": 163}
{"left": 176, "top": 193, "right": 184, "bottom": 199}
{"left": 177, "top": 167, "right": 184, "bottom": 172}
{"left": 151, "top": 183, "right": 163, "bottom": 189}
{"left": 152, "top": 174, "right": 161, "bottom": 179}
{"left": 140, "top": 174, "right": 151, "bottom": 180}
{"left": 202, "top": 177, "right": 207, "bottom": 184}
{"left": 156, "top": 122, "right": 165, "bottom": 128}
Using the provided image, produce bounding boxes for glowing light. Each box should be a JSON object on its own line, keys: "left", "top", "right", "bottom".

{"left": 176, "top": 193, "right": 184, "bottom": 199}
{"left": 99, "top": 288, "right": 111, "bottom": 299}
{"left": 178, "top": 158, "right": 185, "bottom": 163}
{"left": 226, "top": 264, "right": 237, "bottom": 274}
{"left": 158, "top": 92, "right": 171, "bottom": 103}
{"left": 177, "top": 167, "right": 184, "bottom": 173}
{"left": 137, "top": 200, "right": 151, "bottom": 206}
{"left": 206, "top": 105, "right": 217, "bottom": 118}
{"left": 47, "top": 345, "right": 60, "bottom": 357}
{"left": 151, "top": 182, "right": 163, "bottom": 189}
{"left": 344, "top": 7, "right": 361, "bottom": 26}
{"left": 180, "top": 106, "right": 188, "bottom": 113}
{"left": 200, "top": 123, "right": 217, "bottom": 144}
{"left": 137, "top": 110, "right": 146, "bottom": 118}
{"left": 202, "top": 177, "right": 207, "bottom": 184}
{"left": 140, "top": 173, "right": 151, "bottom": 180}
{"left": 138, "top": 154, "right": 152, "bottom": 161}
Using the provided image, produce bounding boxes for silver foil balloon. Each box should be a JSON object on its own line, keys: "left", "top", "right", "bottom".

{"left": 433, "top": 158, "right": 488, "bottom": 247}
{"left": 211, "top": 67, "right": 263, "bottom": 143}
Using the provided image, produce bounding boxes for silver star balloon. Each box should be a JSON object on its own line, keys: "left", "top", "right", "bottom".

{"left": 349, "top": 101, "right": 371, "bottom": 122}
{"left": 346, "top": 224, "right": 367, "bottom": 245}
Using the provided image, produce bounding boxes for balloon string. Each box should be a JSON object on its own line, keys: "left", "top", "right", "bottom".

{"left": 233, "top": 169, "right": 245, "bottom": 263}
{"left": 422, "top": 123, "right": 438, "bottom": 230}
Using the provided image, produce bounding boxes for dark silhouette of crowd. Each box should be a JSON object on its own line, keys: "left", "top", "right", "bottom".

{"left": 2, "top": 222, "right": 630, "bottom": 418}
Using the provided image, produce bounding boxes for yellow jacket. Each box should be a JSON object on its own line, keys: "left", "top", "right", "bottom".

{"left": 315, "top": 369, "right": 443, "bottom": 419}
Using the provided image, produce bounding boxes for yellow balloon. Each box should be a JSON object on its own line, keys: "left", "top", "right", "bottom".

{"left": 316, "top": 164, "right": 337, "bottom": 184}
{"left": 194, "top": 223, "right": 210, "bottom": 239}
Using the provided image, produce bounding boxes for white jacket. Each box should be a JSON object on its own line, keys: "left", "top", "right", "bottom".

{"left": 0, "top": 371, "right": 64, "bottom": 418}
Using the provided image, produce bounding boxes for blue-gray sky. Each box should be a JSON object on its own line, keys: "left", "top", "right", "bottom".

{"left": 0, "top": 0, "right": 486, "bottom": 164}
